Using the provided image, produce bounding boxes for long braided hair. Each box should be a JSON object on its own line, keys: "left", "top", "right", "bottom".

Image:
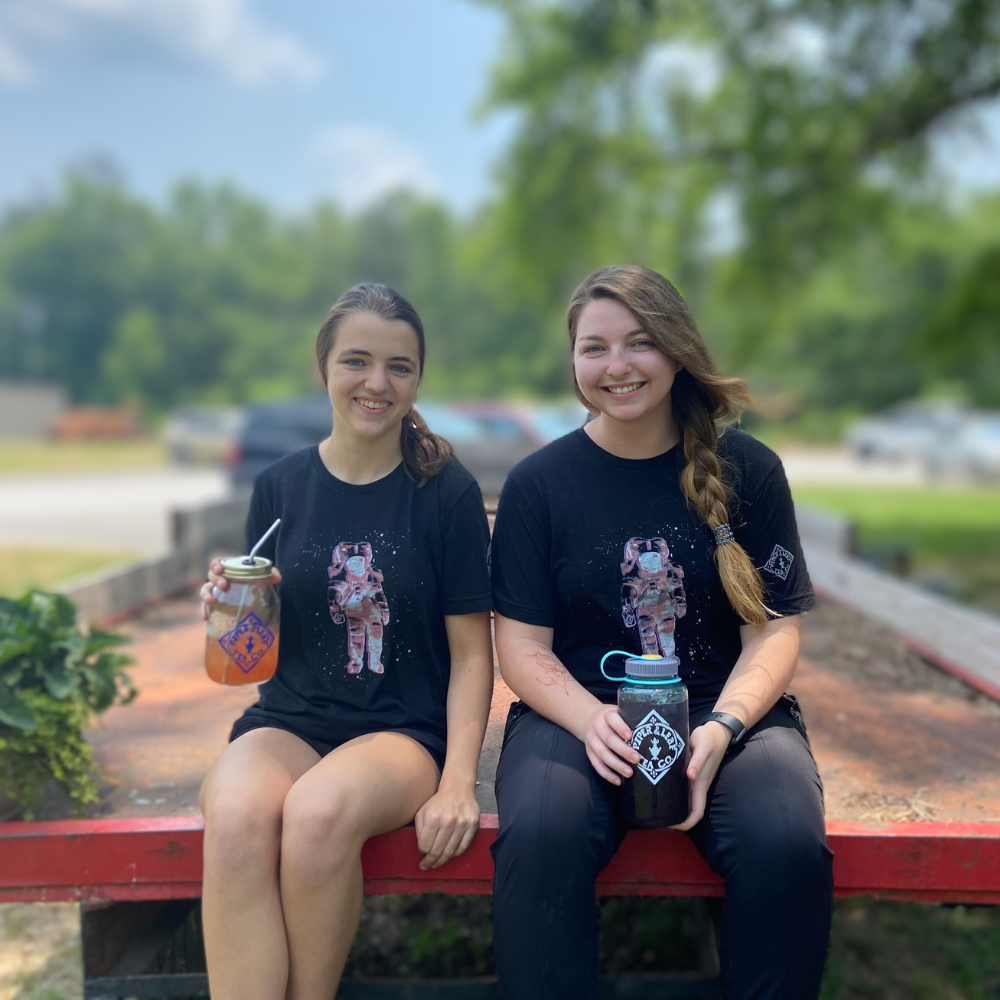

{"left": 316, "top": 283, "right": 452, "bottom": 487}
{"left": 567, "top": 265, "right": 772, "bottom": 626}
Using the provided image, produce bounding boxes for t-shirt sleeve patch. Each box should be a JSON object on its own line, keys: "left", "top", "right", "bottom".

{"left": 762, "top": 543, "right": 794, "bottom": 581}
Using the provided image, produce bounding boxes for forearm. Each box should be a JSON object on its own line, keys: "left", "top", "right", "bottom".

{"left": 713, "top": 614, "right": 802, "bottom": 729}
{"left": 494, "top": 616, "right": 601, "bottom": 741}
{"left": 439, "top": 618, "right": 494, "bottom": 793}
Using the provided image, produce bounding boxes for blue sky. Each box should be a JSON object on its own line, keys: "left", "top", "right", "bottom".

{"left": 0, "top": 0, "right": 514, "bottom": 213}
{"left": 0, "top": 0, "right": 998, "bottom": 218}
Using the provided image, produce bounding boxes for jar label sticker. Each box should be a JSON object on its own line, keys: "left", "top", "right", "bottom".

{"left": 219, "top": 612, "right": 275, "bottom": 674}
{"left": 630, "top": 709, "right": 685, "bottom": 785}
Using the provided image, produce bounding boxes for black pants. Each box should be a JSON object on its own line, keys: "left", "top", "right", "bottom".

{"left": 491, "top": 697, "right": 833, "bottom": 1000}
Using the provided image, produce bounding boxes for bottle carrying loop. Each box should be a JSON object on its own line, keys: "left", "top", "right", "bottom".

{"left": 600, "top": 650, "right": 681, "bottom": 686}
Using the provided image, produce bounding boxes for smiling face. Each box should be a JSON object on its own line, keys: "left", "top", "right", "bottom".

{"left": 323, "top": 311, "right": 421, "bottom": 442}
{"left": 573, "top": 297, "right": 681, "bottom": 426}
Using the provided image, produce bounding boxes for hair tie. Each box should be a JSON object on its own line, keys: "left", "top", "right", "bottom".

{"left": 713, "top": 523, "right": 735, "bottom": 546}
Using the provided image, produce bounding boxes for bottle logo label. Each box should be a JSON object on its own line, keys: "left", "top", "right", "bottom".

{"left": 219, "top": 612, "right": 275, "bottom": 673}
{"left": 630, "top": 710, "right": 685, "bottom": 785}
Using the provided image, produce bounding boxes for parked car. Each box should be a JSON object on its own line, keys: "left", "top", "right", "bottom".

{"left": 228, "top": 396, "right": 333, "bottom": 489}
{"left": 227, "top": 397, "right": 570, "bottom": 497}
{"left": 162, "top": 406, "right": 246, "bottom": 466}
{"left": 419, "top": 402, "right": 537, "bottom": 497}
{"left": 924, "top": 414, "right": 1000, "bottom": 482}
{"left": 448, "top": 399, "right": 589, "bottom": 447}
{"left": 513, "top": 400, "right": 590, "bottom": 444}
{"left": 843, "top": 400, "right": 968, "bottom": 462}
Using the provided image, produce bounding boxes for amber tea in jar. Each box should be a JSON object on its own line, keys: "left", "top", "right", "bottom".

{"left": 205, "top": 556, "right": 280, "bottom": 685}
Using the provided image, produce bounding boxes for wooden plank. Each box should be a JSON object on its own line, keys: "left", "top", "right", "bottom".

{"left": 3, "top": 816, "right": 999, "bottom": 904}
{"left": 804, "top": 543, "right": 1000, "bottom": 702}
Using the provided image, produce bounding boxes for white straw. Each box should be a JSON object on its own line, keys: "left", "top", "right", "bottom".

{"left": 223, "top": 517, "right": 280, "bottom": 682}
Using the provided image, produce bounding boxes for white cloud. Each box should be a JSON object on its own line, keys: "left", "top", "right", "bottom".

{"left": 0, "top": 29, "right": 29, "bottom": 82}
{"left": 0, "top": 0, "right": 324, "bottom": 86}
{"left": 307, "top": 126, "right": 440, "bottom": 211}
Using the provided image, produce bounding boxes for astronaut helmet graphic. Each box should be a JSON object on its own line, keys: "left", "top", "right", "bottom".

{"left": 327, "top": 542, "right": 390, "bottom": 676}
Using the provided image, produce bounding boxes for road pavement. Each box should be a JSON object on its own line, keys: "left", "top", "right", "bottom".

{"left": 0, "top": 468, "right": 230, "bottom": 556}
{"left": 0, "top": 447, "right": 929, "bottom": 558}
{"left": 777, "top": 446, "right": 930, "bottom": 486}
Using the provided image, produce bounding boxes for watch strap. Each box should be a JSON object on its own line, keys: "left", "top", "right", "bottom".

{"left": 704, "top": 711, "right": 747, "bottom": 744}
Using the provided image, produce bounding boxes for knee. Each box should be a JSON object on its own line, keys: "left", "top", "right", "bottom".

{"left": 727, "top": 818, "right": 832, "bottom": 895}
{"left": 495, "top": 793, "right": 602, "bottom": 876}
{"left": 280, "top": 782, "right": 364, "bottom": 878}
{"left": 202, "top": 787, "right": 283, "bottom": 881}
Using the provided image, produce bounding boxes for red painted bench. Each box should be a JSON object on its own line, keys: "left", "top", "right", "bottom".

{"left": 3, "top": 816, "right": 999, "bottom": 905}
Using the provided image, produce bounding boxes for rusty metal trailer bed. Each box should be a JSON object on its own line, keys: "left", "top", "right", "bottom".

{"left": 2, "top": 596, "right": 999, "bottom": 998}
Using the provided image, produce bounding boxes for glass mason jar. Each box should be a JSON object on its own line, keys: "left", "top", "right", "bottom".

{"left": 602, "top": 651, "right": 691, "bottom": 827}
{"left": 205, "top": 556, "right": 280, "bottom": 686}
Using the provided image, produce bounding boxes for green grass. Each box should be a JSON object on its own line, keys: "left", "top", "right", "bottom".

{"left": 821, "top": 899, "right": 1000, "bottom": 1000}
{"left": 0, "top": 547, "right": 139, "bottom": 599}
{"left": 793, "top": 485, "right": 1000, "bottom": 615}
{"left": 0, "top": 439, "right": 168, "bottom": 475}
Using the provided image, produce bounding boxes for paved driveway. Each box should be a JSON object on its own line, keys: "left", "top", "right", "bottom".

{"left": 0, "top": 446, "right": 925, "bottom": 559}
{"left": 0, "top": 469, "right": 230, "bottom": 555}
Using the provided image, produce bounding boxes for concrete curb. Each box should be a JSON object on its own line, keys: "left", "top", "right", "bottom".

{"left": 62, "top": 496, "right": 250, "bottom": 624}
{"left": 794, "top": 502, "right": 1000, "bottom": 701}
{"left": 804, "top": 543, "right": 1000, "bottom": 702}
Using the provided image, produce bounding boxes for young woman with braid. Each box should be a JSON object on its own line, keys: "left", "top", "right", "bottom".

{"left": 489, "top": 265, "right": 832, "bottom": 1000}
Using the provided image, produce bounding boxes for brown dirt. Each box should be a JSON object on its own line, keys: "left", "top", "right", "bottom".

{"left": 0, "top": 903, "right": 81, "bottom": 1000}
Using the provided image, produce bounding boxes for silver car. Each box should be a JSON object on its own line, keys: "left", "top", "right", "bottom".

{"left": 925, "top": 414, "right": 1000, "bottom": 482}
{"left": 844, "top": 400, "right": 968, "bottom": 462}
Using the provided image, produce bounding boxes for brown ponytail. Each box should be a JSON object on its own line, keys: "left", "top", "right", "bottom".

{"left": 316, "top": 283, "right": 452, "bottom": 487}
{"left": 400, "top": 405, "right": 452, "bottom": 487}
{"left": 567, "top": 265, "right": 774, "bottom": 626}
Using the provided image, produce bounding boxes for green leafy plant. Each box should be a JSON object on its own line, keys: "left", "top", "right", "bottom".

{"left": 0, "top": 590, "right": 135, "bottom": 818}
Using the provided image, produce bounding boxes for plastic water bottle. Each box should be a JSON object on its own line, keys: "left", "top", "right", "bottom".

{"left": 601, "top": 650, "right": 690, "bottom": 827}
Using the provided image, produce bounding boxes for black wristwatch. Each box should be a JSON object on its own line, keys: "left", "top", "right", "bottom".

{"left": 704, "top": 712, "right": 747, "bottom": 749}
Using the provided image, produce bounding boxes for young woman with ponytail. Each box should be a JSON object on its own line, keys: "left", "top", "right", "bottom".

{"left": 490, "top": 265, "right": 832, "bottom": 1000}
{"left": 199, "top": 284, "right": 494, "bottom": 1000}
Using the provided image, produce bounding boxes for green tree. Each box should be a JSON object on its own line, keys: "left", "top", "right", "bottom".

{"left": 477, "top": 0, "right": 1000, "bottom": 403}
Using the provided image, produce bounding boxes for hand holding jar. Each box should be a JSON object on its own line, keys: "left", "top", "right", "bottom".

{"left": 203, "top": 556, "right": 281, "bottom": 685}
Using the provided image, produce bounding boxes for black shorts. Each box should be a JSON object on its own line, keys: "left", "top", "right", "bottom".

{"left": 228, "top": 714, "right": 446, "bottom": 774}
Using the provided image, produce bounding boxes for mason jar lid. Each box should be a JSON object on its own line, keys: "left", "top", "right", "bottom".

{"left": 625, "top": 653, "right": 679, "bottom": 679}
{"left": 220, "top": 556, "right": 273, "bottom": 580}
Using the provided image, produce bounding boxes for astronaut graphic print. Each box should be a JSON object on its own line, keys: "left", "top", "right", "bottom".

{"left": 620, "top": 537, "right": 687, "bottom": 660}
{"left": 327, "top": 542, "right": 390, "bottom": 675}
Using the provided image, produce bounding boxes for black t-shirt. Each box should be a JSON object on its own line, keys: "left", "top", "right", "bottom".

{"left": 240, "top": 446, "right": 493, "bottom": 755}
{"left": 490, "top": 427, "right": 814, "bottom": 707}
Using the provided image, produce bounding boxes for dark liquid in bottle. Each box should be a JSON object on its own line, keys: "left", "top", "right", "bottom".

{"left": 618, "top": 696, "right": 690, "bottom": 827}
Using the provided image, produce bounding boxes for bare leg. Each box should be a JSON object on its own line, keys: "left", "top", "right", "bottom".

{"left": 280, "top": 732, "right": 440, "bottom": 1000}
{"left": 200, "top": 728, "right": 320, "bottom": 1000}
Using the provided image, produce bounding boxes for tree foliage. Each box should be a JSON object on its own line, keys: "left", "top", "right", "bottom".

{"left": 1, "top": 1, "right": 999, "bottom": 416}
{"left": 478, "top": 0, "right": 1000, "bottom": 401}
{"left": 0, "top": 172, "right": 561, "bottom": 410}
